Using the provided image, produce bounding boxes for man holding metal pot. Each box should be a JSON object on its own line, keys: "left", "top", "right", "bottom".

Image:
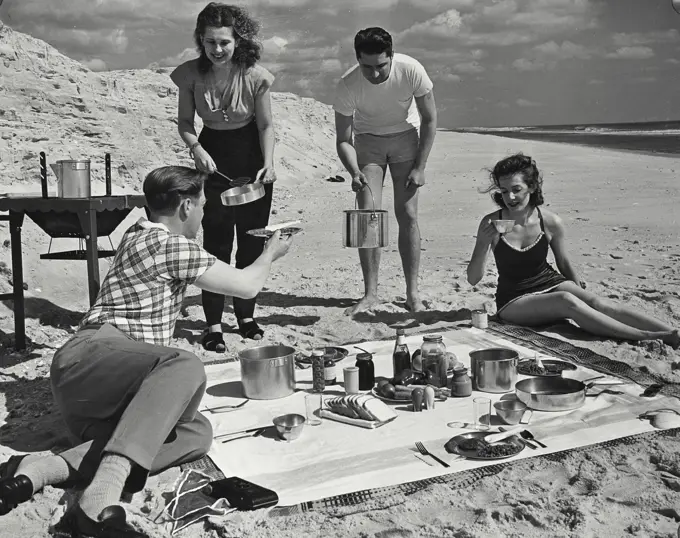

{"left": 334, "top": 27, "right": 437, "bottom": 316}
{"left": 0, "top": 166, "right": 292, "bottom": 537}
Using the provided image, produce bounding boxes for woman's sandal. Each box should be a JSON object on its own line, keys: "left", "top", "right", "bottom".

{"left": 201, "top": 331, "right": 226, "bottom": 353}
{"left": 237, "top": 319, "right": 264, "bottom": 341}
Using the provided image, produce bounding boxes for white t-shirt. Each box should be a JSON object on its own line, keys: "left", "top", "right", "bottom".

{"left": 333, "top": 53, "right": 433, "bottom": 136}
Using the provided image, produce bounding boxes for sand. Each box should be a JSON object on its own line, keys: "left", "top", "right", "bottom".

{"left": 1, "top": 23, "right": 680, "bottom": 538}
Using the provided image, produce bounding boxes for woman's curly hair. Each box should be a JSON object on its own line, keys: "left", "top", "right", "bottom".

{"left": 482, "top": 153, "right": 544, "bottom": 208}
{"left": 194, "top": 3, "right": 261, "bottom": 73}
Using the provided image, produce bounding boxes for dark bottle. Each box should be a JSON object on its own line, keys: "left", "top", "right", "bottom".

{"left": 392, "top": 328, "right": 411, "bottom": 378}
{"left": 324, "top": 356, "right": 337, "bottom": 385}
{"left": 355, "top": 352, "right": 375, "bottom": 390}
{"left": 311, "top": 349, "right": 326, "bottom": 393}
{"left": 450, "top": 367, "right": 472, "bottom": 397}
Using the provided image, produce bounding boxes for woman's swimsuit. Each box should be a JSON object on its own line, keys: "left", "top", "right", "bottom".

{"left": 493, "top": 207, "right": 567, "bottom": 313}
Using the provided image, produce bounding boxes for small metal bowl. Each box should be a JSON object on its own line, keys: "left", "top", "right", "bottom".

{"left": 494, "top": 400, "right": 529, "bottom": 425}
{"left": 272, "top": 413, "right": 306, "bottom": 441}
{"left": 221, "top": 183, "right": 265, "bottom": 206}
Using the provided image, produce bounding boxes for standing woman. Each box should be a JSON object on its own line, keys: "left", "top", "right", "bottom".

{"left": 171, "top": 3, "right": 276, "bottom": 351}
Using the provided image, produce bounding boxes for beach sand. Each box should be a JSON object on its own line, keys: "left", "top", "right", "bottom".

{"left": 1, "top": 24, "right": 680, "bottom": 538}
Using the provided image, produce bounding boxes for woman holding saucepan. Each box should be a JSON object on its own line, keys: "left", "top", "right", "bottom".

{"left": 171, "top": 3, "right": 276, "bottom": 352}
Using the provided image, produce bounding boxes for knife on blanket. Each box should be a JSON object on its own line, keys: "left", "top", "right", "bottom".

{"left": 214, "top": 425, "right": 270, "bottom": 441}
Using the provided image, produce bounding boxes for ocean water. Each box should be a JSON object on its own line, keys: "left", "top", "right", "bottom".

{"left": 453, "top": 120, "right": 680, "bottom": 157}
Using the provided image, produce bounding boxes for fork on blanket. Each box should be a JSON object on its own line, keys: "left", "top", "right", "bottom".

{"left": 415, "top": 442, "right": 450, "bottom": 468}
{"left": 204, "top": 400, "right": 249, "bottom": 413}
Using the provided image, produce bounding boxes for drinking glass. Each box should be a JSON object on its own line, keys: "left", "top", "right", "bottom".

{"left": 473, "top": 397, "right": 491, "bottom": 431}
{"left": 305, "top": 393, "right": 322, "bottom": 426}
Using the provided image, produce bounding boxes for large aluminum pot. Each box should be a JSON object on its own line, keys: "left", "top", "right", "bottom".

{"left": 50, "top": 160, "right": 91, "bottom": 198}
{"left": 221, "top": 183, "right": 265, "bottom": 206}
{"left": 343, "top": 184, "right": 388, "bottom": 248}
{"left": 239, "top": 345, "right": 296, "bottom": 400}
{"left": 469, "top": 347, "right": 518, "bottom": 393}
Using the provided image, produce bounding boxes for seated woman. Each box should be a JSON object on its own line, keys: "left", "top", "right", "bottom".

{"left": 467, "top": 153, "right": 680, "bottom": 349}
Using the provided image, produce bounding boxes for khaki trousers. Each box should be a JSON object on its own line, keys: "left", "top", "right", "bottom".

{"left": 50, "top": 324, "right": 212, "bottom": 491}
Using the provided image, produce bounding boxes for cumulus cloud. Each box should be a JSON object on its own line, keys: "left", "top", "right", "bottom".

{"left": 399, "top": 9, "right": 464, "bottom": 39}
{"left": 153, "top": 47, "right": 198, "bottom": 68}
{"left": 606, "top": 46, "right": 654, "bottom": 60}
{"left": 433, "top": 72, "right": 462, "bottom": 82}
{"left": 612, "top": 29, "right": 680, "bottom": 47}
{"left": 455, "top": 61, "right": 484, "bottom": 73}
{"left": 516, "top": 98, "right": 540, "bottom": 107}
{"left": 82, "top": 58, "right": 108, "bottom": 71}
{"left": 512, "top": 40, "right": 594, "bottom": 71}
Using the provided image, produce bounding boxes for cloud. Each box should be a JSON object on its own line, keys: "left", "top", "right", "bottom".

{"left": 30, "top": 24, "right": 129, "bottom": 55}
{"left": 82, "top": 58, "right": 108, "bottom": 71}
{"left": 262, "top": 36, "right": 289, "bottom": 56}
{"left": 455, "top": 61, "right": 484, "bottom": 73}
{"left": 512, "top": 40, "right": 594, "bottom": 71}
{"left": 399, "top": 9, "right": 464, "bottom": 39}
{"left": 612, "top": 29, "right": 680, "bottom": 47}
{"left": 153, "top": 47, "right": 198, "bottom": 68}
{"left": 666, "top": 58, "right": 680, "bottom": 65}
{"left": 606, "top": 46, "right": 654, "bottom": 60}
{"left": 516, "top": 98, "right": 540, "bottom": 107}
{"left": 588, "top": 79, "right": 604, "bottom": 85}
{"left": 433, "top": 72, "right": 462, "bottom": 82}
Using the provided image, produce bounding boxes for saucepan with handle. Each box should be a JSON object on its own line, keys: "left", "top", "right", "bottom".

{"left": 220, "top": 169, "right": 266, "bottom": 207}
{"left": 515, "top": 375, "right": 625, "bottom": 412}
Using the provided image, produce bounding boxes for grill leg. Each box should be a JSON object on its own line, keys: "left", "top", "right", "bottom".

{"left": 7, "top": 211, "right": 26, "bottom": 350}
{"left": 77, "top": 209, "right": 100, "bottom": 306}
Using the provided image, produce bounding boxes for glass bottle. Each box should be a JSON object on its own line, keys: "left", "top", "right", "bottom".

{"left": 420, "top": 335, "right": 447, "bottom": 388}
{"left": 355, "top": 352, "right": 375, "bottom": 390}
{"left": 311, "top": 349, "right": 325, "bottom": 393}
{"left": 392, "top": 328, "right": 411, "bottom": 378}
{"left": 324, "top": 355, "right": 337, "bottom": 385}
{"left": 450, "top": 367, "right": 472, "bottom": 397}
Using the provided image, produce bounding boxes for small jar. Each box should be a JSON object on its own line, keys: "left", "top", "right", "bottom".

{"left": 450, "top": 367, "right": 472, "bottom": 397}
{"left": 355, "top": 352, "right": 375, "bottom": 390}
{"left": 311, "top": 349, "right": 326, "bottom": 393}
{"left": 421, "top": 335, "right": 447, "bottom": 388}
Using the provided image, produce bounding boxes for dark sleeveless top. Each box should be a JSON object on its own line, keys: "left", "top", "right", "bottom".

{"left": 493, "top": 207, "right": 566, "bottom": 310}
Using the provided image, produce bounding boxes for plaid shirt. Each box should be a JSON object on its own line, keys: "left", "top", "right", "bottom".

{"left": 79, "top": 219, "right": 216, "bottom": 346}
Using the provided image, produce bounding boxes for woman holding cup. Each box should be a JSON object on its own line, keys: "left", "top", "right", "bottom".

{"left": 466, "top": 153, "right": 680, "bottom": 348}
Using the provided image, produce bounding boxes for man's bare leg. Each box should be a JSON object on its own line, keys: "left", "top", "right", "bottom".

{"left": 344, "top": 164, "right": 386, "bottom": 316}
{"left": 389, "top": 160, "right": 424, "bottom": 312}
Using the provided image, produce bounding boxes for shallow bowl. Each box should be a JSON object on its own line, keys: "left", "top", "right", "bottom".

{"left": 272, "top": 413, "right": 306, "bottom": 441}
{"left": 494, "top": 399, "right": 529, "bottom": 425}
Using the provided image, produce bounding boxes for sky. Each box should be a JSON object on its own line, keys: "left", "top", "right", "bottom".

{"left": 1, "top": 0, "right": 679, "bottom": 127}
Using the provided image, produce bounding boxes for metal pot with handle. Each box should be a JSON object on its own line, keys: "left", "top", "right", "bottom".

{"left": 239, "top": 345, "right": 296, "bottom": 400}
{"left": 343, "top": 184, "right": 388, "bottom": 248}
{"left": 50, "top": 160, "right": 91, "bottom": 198}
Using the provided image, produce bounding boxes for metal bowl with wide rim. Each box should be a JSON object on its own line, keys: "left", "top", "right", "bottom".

{"left": 221, "top": 183, "right": 265, "bottom": 206}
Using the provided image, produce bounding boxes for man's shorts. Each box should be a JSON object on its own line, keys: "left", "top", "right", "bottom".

{"left": 355, "top": 128, "right": 419, "bottom": 167}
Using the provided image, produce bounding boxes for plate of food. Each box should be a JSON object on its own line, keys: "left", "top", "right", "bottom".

{"left": 295, "top": 346, "right": 349, "bottom": 365}
{"left": 445, "top": 432, "right": 525, "bottom": 460}
{"left": 371, "top": 383, "right": 449, "bottom": 404}
{"left": 247, "top": 226, "right": 302, "bottom": 238}
{"left": 517, "top": 358, "right": 577, "bottom": 377}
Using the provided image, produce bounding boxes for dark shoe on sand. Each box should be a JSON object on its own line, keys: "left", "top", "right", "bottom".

{"left": 237, "top": 319, "right": 264, "bottom": 340}
{"left": 201, "top": 330, "right": 226, "bottom": 353}
{"left": 58, "top": 505, "right": 148, "bottom": 537}
{"left": 0, "top": 455, "right": 33, "bottom": 516}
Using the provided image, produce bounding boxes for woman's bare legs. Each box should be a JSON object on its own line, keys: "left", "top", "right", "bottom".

{"left": 555, "top": 281, "right": 675, "bottom": 332}
{"left": 500, "top": 288, "right": 680, "bottom": 348}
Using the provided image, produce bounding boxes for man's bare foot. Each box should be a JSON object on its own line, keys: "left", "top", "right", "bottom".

{"left": 405, "top": 296, "right": 427, "bottom": 313}
{"left": 344, "top": 295, "right": 380, "bottom": 317}
{"left": 666, "top": 329, "right": 680, "bottom": 350}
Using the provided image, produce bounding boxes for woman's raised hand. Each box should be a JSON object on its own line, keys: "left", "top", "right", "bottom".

{"left": 479, "top": 218, "right": 500, "bottom": 246}
{"left": 193, "top": 146, "right": 217, "bottom": 174}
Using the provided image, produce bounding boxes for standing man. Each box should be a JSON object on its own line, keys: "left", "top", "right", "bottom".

{"left": 334, "top": 27, "right": 437, "bottom": 316}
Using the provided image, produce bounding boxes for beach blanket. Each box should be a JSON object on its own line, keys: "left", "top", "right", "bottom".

{"left": 198, "top": 327, "right": 680, "bottom": 508}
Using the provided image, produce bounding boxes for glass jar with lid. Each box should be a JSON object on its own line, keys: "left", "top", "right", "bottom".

{"left": 420, "top": 335, "right": 448, "bottom": 388}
